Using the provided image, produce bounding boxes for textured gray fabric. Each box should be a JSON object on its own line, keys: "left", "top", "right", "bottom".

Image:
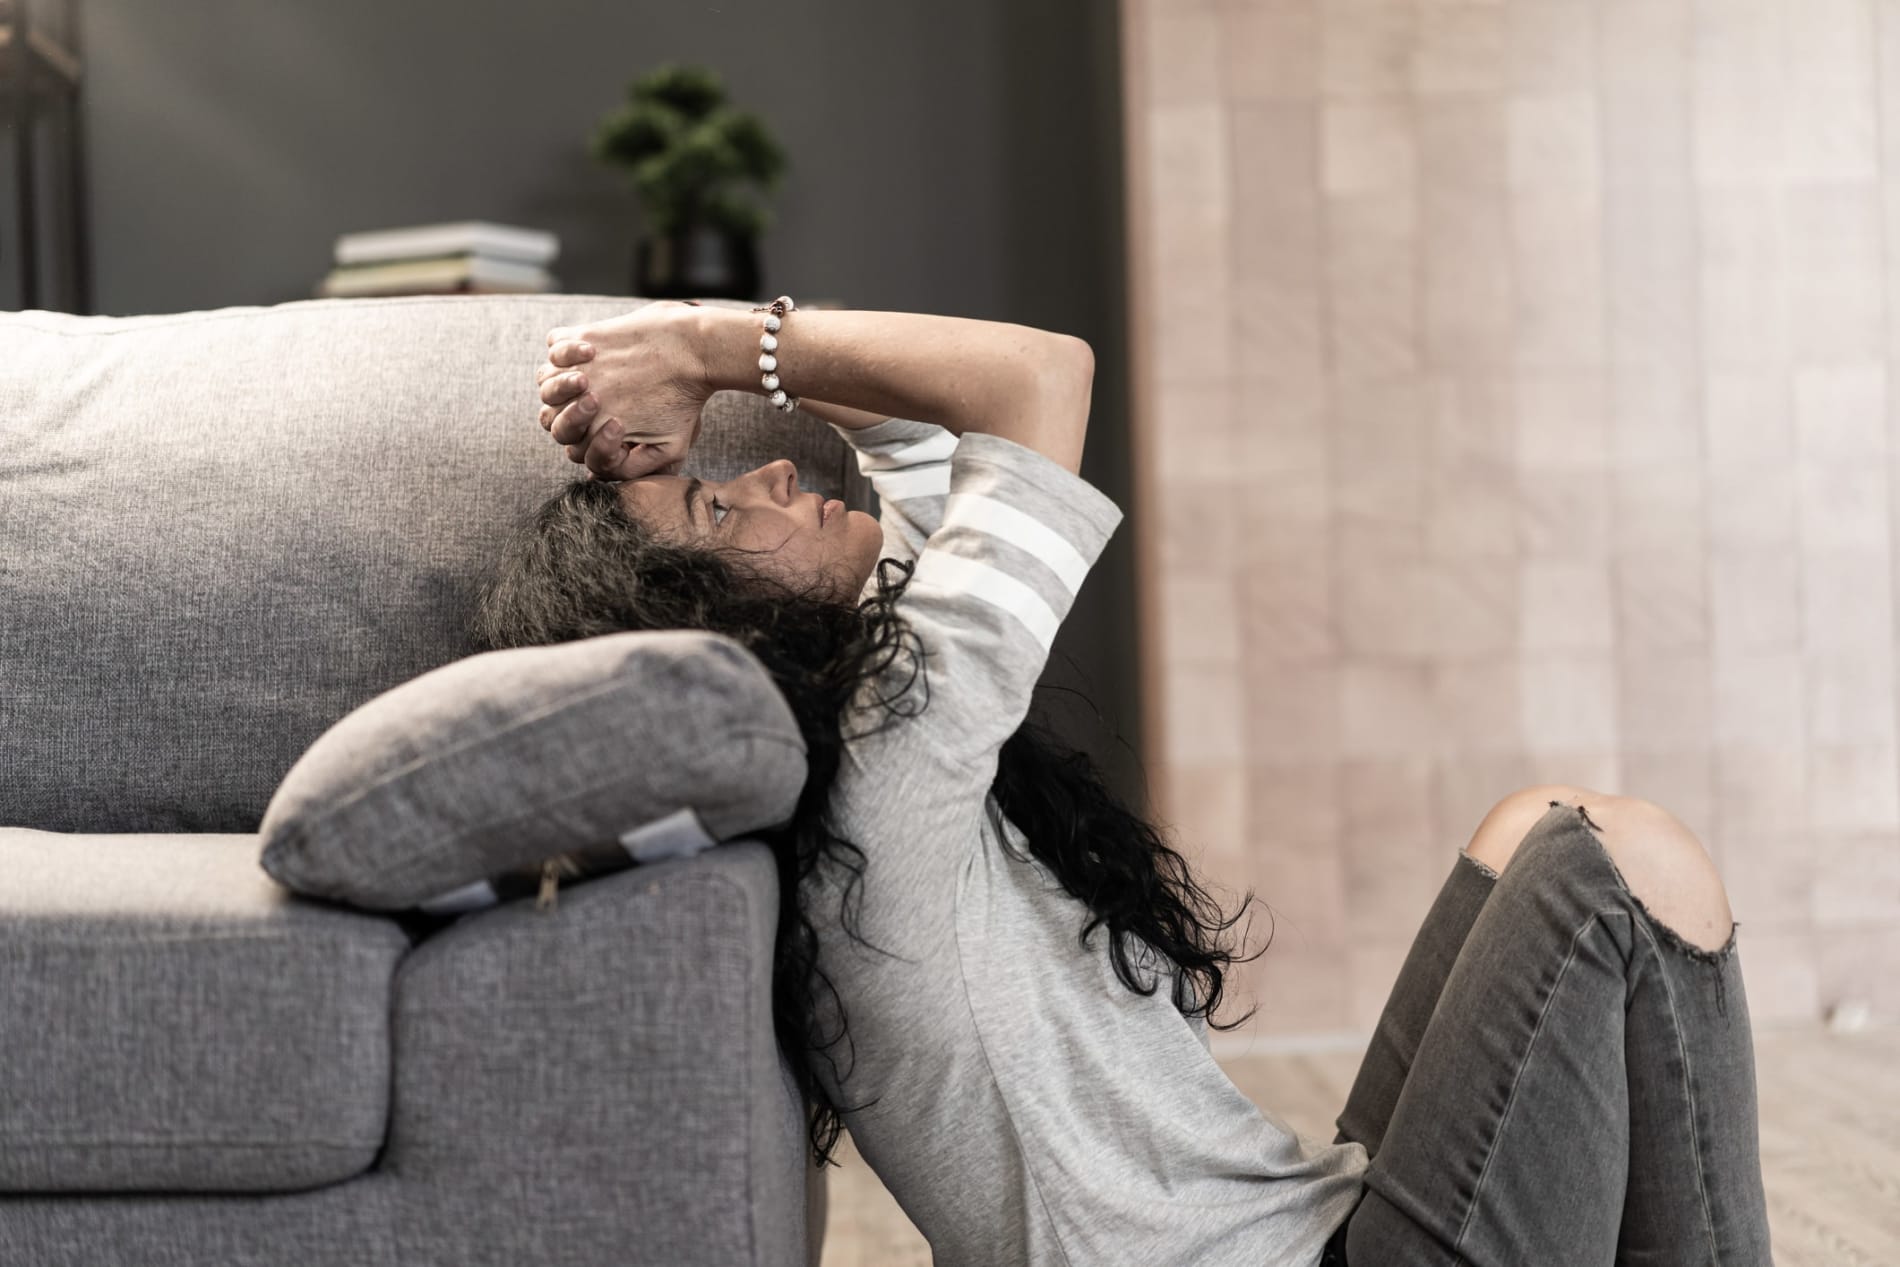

{"left": 381, "top": 844, "right": 806, "bottom": 1267}
{"left": 0, "top": 1177, "right": 401, "bottom": 1267}
{"left": 258, "top": 628, "right": 806, "bottom": 910}
{"left": 0, "top": 294, "right": 872, "bottom": 834}
{"left": 0, "top": 847, "right": 805, "bottom": 1266}
{"left": 0, "top": 829, "right": 409, "bottom": 1193}
{"left": 0, "top": 295, "right": 816, "bottom": 1262}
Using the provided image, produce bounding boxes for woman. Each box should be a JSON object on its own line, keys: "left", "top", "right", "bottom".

{"left": 484, "top": 300, "right": 1772, "bottom": 1265}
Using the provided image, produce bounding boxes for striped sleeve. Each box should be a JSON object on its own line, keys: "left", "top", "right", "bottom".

{"left": 895, "top": 431, "right": 1123, "bottom": 776}
{"left": 828, "top": 416, "right": 959, "bottom": 567}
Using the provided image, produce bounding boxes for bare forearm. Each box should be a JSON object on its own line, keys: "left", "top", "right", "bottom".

{"left": 691, "top": 306, "right": 1094, "bottom": 473}
{"left": 785, "top": 397, "right": 896, "bottom": 433}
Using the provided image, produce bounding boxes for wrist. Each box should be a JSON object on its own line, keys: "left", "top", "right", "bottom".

{"left": 688, "top": 305, "right": 766, "bottom": 396}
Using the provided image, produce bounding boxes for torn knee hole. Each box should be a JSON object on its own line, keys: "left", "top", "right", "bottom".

{"left": 1548, "top": 798, "right": 1603, "bottom": 834}
{"left": 1627, "top": 903, "right": 1741, "bottom": 1017}
{"left": 1630, "top": 886, "right": 1740, "bottom": 963}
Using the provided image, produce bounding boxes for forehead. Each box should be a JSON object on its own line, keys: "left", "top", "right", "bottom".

{"left": 616, "top": 475, "right": 690, "bottom": 522}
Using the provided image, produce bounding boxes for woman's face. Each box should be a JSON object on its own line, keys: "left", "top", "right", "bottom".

{"left": 616, "top": 457, "right": 883, "bottom": 600}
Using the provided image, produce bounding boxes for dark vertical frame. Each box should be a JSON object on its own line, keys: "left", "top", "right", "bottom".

{"left": 5, "top": 0, "right": 39, "bottom": 309}
{"left": 67, "top": 0, "right": 86, "bottom": 311}
{"left": 2, "top": 0, "right": 85, "bottom": 312}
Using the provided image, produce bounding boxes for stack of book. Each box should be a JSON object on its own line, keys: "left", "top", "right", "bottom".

{"left": 317, "top": 221, "right": 560, "bottom": 298}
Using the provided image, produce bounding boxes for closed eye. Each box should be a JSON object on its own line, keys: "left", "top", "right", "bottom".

{"left": 688, "top": 478, "right": 727, "bottom": 531}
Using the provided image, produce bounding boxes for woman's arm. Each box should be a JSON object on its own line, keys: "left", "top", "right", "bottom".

{"left": 690, "top": 306, "right": 1095, "bottom": 475}
{"left": 783, "top": 397, "right": 896, "bottom": 434}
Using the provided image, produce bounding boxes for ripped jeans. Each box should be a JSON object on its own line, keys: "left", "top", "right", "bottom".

{"left": 1318, "top": 802, "right": 1773, "bottom": 1266}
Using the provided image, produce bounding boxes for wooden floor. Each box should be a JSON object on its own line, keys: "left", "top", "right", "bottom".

{"left": 818, "top": 1025, "right": 1900, "bottom": 1266}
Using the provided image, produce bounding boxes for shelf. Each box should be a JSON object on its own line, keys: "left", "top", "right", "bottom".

{"left": 0, "top": 24, "right": 82, "bottom": 94}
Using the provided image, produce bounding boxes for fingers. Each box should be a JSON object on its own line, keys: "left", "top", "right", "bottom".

{"left": 583, "top": 416, "right": 630, "bottom": 476}
{"left": 558, "top": 402, "right": 621, "bottom": 465}
{"left": 563, "top": 429, "right": 636, "bottom": 481}
{"left": 601, "top": 441, "right": 670, "bottom": 483}
{"left": 537, "top": 399, "right": 579, "bottom": 431}
{"left": 547, "top": 339, "right": 594, "bottom": 368}
{"left": 535, "top": 359, "right": 575, "bottom": 388}
{"left": 549, "top": 392, "right": 600, "bottom": 444}
{"left": 538, "top": 369, "right": 589, "bottom": 407}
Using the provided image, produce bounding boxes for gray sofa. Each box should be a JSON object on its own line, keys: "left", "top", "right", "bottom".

{"left": 0, "top": 294, "right": 876, "bottom": 1266}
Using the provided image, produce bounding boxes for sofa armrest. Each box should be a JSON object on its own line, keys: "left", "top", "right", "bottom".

{"left": 381, "top": 842, "right": 808, "bottom": 1267}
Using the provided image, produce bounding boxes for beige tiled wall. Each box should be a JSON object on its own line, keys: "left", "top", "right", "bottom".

{"left": 1121, "top": 0, "right": 1900, "bottom": 1039}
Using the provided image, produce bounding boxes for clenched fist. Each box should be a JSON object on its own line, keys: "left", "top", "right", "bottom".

{"left": 535, "top": 300, "right": 711, "bottom": 481}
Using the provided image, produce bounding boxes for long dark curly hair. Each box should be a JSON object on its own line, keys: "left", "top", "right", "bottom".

{"left": 473, "top": 476, "right": 1266, "bottom": 1166}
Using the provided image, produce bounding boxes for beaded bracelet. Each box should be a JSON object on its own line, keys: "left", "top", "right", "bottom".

{"left": 750, "top": 294, "right": 800, "bottom": 413}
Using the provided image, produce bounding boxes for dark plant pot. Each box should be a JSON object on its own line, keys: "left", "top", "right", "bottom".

{"left": 633, "top": 224, "right": 760, "bottom": 301}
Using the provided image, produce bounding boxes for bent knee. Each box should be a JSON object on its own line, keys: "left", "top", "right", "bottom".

{"left": 1462, "top": 783, "right": 1603, "bottom": 877}
{"left": 1583, "top": 797, "right": 1735, "bottom": 955}
{"left": 1464, "top": 787, "right": 1735, "bottom": 955}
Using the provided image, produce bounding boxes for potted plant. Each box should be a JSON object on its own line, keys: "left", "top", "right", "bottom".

{"left": 589, "top": 63, "right": 789, "bottom": 301}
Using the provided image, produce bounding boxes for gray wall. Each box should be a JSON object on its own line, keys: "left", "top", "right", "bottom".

{"left": 65, "top": 0, "right": 1149, "bottom": 813}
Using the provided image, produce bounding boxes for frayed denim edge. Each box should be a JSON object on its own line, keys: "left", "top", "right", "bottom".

{"left": 1458, "top": 849, "right": 1501, "bottom": 881}
{"left": 1549, "top": 798, "right": 1740, "bottom": 964}
{"left": 1552, "top": 798, "right": 1741, "bottom": 1020}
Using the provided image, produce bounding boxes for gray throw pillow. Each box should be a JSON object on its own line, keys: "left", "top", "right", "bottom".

{"left": 258, "top": 629, "right": 807, "bottom": 914}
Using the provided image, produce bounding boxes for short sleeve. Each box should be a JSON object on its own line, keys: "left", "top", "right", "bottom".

{"left": 892, "top": 430, "right": 1123, "bottom": 778}
{"left": 828, "top": 416, "right": 958, "bottom": 569}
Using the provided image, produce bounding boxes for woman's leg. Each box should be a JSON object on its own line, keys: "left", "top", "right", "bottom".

{"left": 1332, "top": 788, "right": 1580, "bottom": 1155}
{"left": 1330, "top": 842, "right": 1499, "bottom": 1156}
{"left": 1338, "top": 797, "right": 1772, "bottom": 1265}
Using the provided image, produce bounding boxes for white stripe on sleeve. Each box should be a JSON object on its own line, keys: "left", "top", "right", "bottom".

{"left": 909, "top": 550, "right": 1061, "bottom": 652}
{"left": 855, "top": 429, "right": 960, "bottom": 471}
{"left": 873, "top": 465, "right": 953, "bottom": 501}
{"left": 941, "top": 493, "right": 1092, "bottom": 596}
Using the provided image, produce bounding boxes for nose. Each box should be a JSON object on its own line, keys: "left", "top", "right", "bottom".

{"left": 715, "top": 458, "right": 798, "bottom": 508}
{"left": 746, "top": 457, "right": 797, "bottom": 504}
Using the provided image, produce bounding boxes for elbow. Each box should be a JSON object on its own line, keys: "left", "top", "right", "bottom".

{"left": 1031, "top": 334, "right": 1095, "bottom": 475}
{"left": 1055, "top": 334, "right": 1095, "bottom": 385}
{"left": 1031, "top": 333, "right": 1095, "bottom": 409}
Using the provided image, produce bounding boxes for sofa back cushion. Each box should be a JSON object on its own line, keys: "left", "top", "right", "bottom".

{"left": 0, "top": 294, "right": 871, "bottom": 833}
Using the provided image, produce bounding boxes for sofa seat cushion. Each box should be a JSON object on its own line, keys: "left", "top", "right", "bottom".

{"left": 0, "top": 829, "right": 411, "bottom": 1194}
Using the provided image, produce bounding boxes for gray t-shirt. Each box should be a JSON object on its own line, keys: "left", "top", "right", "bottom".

{"left": 807, "top": 417, "right": 1369, "bottom": 1266}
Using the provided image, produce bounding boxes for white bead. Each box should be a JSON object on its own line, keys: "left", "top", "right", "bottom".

{"left": 762, "top": 373, "right": 780, "bottom": 391}
{"left": 769, "top": 389, "right": 788, "bottom": 407}
{"left": 758, "top": 353, "right": 777, "bottom": 373}
{"left": 763, "top": 314, "right": 781, "bottom": 333}
{"left": 760, "top": 333, "right": 778, "bottom": 352}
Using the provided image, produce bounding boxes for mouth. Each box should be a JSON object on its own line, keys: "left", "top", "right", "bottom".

{"left": 820, "top": 496, "right": 841, "bottom": 527}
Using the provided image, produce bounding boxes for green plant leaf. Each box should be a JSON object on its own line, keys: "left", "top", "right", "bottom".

{"left": 588, "top": 100, "right": 682, "bottom": 166}
{"left": 709, "top": 109, "right": 788, "bottom": 187}
{"left": 590, "top": 62, "right": 790, "bottom": 238}
{"left": 632, "top": 63, "right": 725, "bottom": 117}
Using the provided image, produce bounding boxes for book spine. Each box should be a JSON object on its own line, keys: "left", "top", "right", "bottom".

{"left": 334, "top": 224, "right": 558, "bottom": 267}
